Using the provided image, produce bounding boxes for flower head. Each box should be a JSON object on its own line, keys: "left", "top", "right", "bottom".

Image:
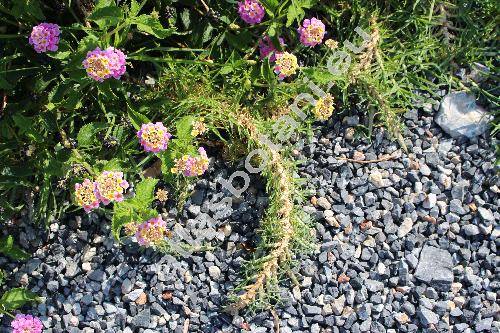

{"left": 29, "top": 23, "right": 60, "bottom": 53}
{"left": 298, "top": 18, "right": 326, "bottom": 47}
{"left": 312, "top": 93, "right": 334, "bottom": 120}
{"left": 325, "top": 39, "right": 339, "bottom": 50}
{"left": 137, "top": 122, "right": 172, "bottom": 153}
{"left": 258, "top": 35, "right": 285, "bottom": 62}
{"left": 155, "top": 188, "right": 169, "bottom": 202}
{"left": 74, "top": 178, "right": 100, "bottom": 212}
{"left": 124, "top": 222, "right": 138, "bottom": 236}
{"left": 238, "top": 0, "right": 265, "bottom": 25}
{"left": 11, "top": 314, "right": 43, "bottom": 333}
{"left": 191, "top": 118, "right": 207, "bottom": 137}
{"left": 83, "top": 47, "right": 126, "bottom": 82}
{"left": 135, "top": 215, "right": 167, "bottom": 247}
{"left": 274, "top": 52, "right": 298, "bottom": 80}
{"left": 95, "top": 171, "right": 129, "bottom": 205}
{"left": 171, "top": 147, "right": 209, "bottom": 177}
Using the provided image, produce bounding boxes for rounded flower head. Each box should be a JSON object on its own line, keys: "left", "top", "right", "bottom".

{"left": 155, "top": 188, "right": 169, "bottom": 202}
{"left": 75, "top": 178, "right": 100, "bottom": 212}
{"left": 325, "top": 39, "right": 339, "bottom": 50}
{"left": 274, "top": 52, "right": 298, "bottom": 80}
{"left": 124, "top": 222, "right": 138, "bottom": 236}
{"left": 137, "top": 122, "right": 172, "bottom": 153}
{"left": 238, "top": 0, "right": 265, "bottom": 25}
{"left": 95, "top": 171, "right": 129, "bottom": 205}
{"left": 83, "top": 47, "right": 126, "bottom": 82}
{"left": 312, "top": 93, "right": 335, "bottom": 120}
{"left": 11, "top": 314, "right": 43, "bottom": 333}
{"left": 29, "top": 23, "right": 60, "bottom": 53}
{"left": 258, "top": 35, "right": 285, "bottom": 62}
{"left": 298, "top": 18, "right": 326, "bottom": 47}
{"left": 135, "top": 215, "right": 167, "bottom": 247}
{"left": 171, "top": 147, "right": 209, "bottom": 177}
{"left": 191, "top": 118, "right": 207, "bottom": 137}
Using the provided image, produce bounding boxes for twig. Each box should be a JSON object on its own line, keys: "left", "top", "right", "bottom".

{"left": 271, "top": 308, "right": 280, "bottom": 333}
{"left": 182, "top": 319, "right": 190, "bottom": 333}
{"left": 286, "top": 270, "right": 300, "bottom": 287}
{"left": 199, "top": 0, "right": 210, "bottom": 13}
{"left": 338, "top": 152, "right": 399, "bottom": 164}
{"left": 0, "top": 91, "right": 6, "bottom": 115}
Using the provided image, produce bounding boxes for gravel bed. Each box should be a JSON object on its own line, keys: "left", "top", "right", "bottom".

{"left": 1, "top": 102, "right": 499, "bottom": 333}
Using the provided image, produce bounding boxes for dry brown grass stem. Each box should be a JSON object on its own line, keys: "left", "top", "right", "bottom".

{"left": 227, "top": 109, "right": 296, "bottom": 312}
{"left": 350, "top": 17, "right": 380, "bottom": 82}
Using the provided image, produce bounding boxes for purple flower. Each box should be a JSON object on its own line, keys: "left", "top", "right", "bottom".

{"left": 238, "top": 0, "right": 265, "bottom": 25}
{"left": 171, "top": 147, "right": 209, "bottom": 177}
{"left": 258, "top": 35, "right": 285, "bottom": 62}
{"left": 137, "top": 122, "right": 172, "bottom": 153}
{"left": 135, "top": 215, "right": 167, "bottom": 247}
{"left": 83, "top": 47, "right": 127, "bottom": 82}
{"left": 11, "top": 314, "right": 43, "bottom": 333}
{"left": 298, "top": 17, "right": 326, "bottom": 47}
{"left": 28, "top": 23, "right": 60, "bottom": 53}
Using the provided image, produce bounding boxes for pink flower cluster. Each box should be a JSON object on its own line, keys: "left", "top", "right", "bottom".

{"left": 238, "top": 0, "right": 265, "bottom": 25}
{"left": 298, "top": 17, "right": 326, "bottom": 47}
{"left": 83, "top": 47, "right": 127, "bottom": 82}
{"left": 137, "top": 122, "right": 172, "bottom": 153}
{"left": 258, "top": 36, "right": 285, "bottom": 62}
{"left": 274, "top": 52, "right": 298, "bottom": 80}
{"left": 95, "top": 171, "right": 129, "bottom": 205}
{"left": 29, "top": 23, "right": 60, "bottom": 53}
{"left": 135, "top": 215, "right": 167, "bottom": 247}
{"left": 171, "top": 147, "right": 209, "bottom": 177}
{"left": 11, "top": 314, "right": 43, "bottom": 333}
{"left": 253, "top": 17, "right": 326, "bottom": 79}
{"left": 74, "top": 178, "right": 100, "bottom": 213}
{"left": 74, "top": 171, "right": 129, "bottom": 212}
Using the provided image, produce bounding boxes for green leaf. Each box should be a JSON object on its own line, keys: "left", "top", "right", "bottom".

{"left": 175, "top": 115, "right": 195, "bottom": 142}
{"left": 102, "top": 158, "right": 123, "bottom": 171}
{"left": 127, "top": 108, "right": 150, "bottom": 130}
{"left": 111, "top": 201, "right": 134, "bottom": 240}
{"left": 261, "top": 0, "right": 279, "bottom": 11}
{"left": 129, "top": 0, "right": 142, "bottom": 17}
{"left": 134, "top": 178, "right": 158, "bottom": 206}
{"left": 10, "top": 0, "right": 44, "bottom": 20}
{"left": 77, "top": 34, "right": 99, "bottom": 54}
{"left": 132, "top": 15, "right": 175, "bottom": 39}
{"left": 159, "top": 151, "right": 175, "bottom": 183}
{"left": 88, "top": 5, "right": 123, "bottom": 28}
{"left": 0, "top": 288, "right": 39, "bottom": 311}
{"left": 0, "top": 236, "right": 30, "bottom": 261}
{"left": 285, "top": 0, "right": 316, "bottom": 27}
{"left": 0, "top": 75, "right": 13, "bottom": 90}
{"left": 77, "top": 122, "right": 107, "bottom": 147}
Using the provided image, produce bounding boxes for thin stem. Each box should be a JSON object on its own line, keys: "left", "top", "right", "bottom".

{"left": 0, "top": 309, "right": 15, "bottom": 319}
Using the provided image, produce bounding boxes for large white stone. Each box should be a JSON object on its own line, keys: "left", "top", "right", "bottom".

{"left": 435, "top": 92, "right": 492, "bottom": 138}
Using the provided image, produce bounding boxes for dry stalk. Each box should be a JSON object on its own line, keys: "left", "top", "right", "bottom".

{"left": 437, "top": 2, "right": 455, "bottom": 45}
{"left": 338, "top": 151, "right": 400, "bottom": 164}
{"left": 350, "top": 17, "right": 380, "bottom": 83}
{"left": 226, "top": 110, "right": 296, "bottom": 312}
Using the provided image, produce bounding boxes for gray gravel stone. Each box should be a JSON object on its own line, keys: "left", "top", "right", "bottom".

{"left": 417, "top": 306, "right": 439, "bottom": 325}
{"left": 414, "top": 246, "right": 454, "bottom": 291}
{"left": 463, "top": 224, "right": 480, "bottom": 236}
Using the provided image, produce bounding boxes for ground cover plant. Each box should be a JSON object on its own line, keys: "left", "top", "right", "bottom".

{"left": 0, "top": 0, "right": 498, "bottom": 328}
